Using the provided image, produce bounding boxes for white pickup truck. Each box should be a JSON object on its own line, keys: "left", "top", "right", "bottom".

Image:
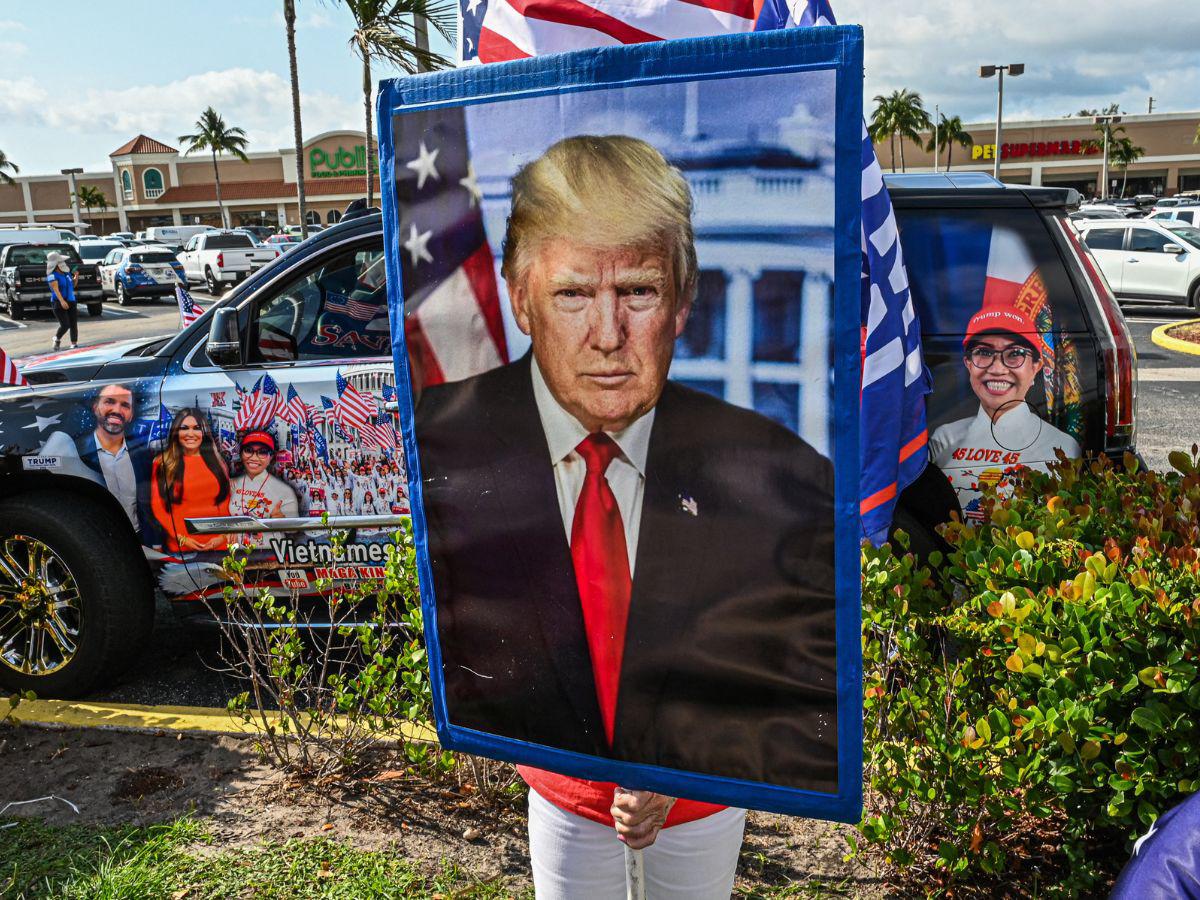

{"left": 178, "top": 231, "right": 280, "bottom": 294}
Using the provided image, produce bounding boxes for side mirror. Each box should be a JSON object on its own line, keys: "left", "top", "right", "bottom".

{"left": 206, "top": 306, "right": 243, "bottom": 367}
{"left": 1163, "top": 243, "right": 1185, "bottom": 255}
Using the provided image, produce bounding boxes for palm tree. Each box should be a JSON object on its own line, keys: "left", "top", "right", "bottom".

{"left": 1110, "top": 136, "right": 1145, "bottom": 198}
{"left": 926, "top": 113, "right": 974, "bottom": 171}
{"left": 179, "top": 108, "right": 250, "bottom": 229}
{"left": 0, "top": 149, "right": 17, "bottom": 186}
{"left": 74, "top": 185, "right": 110, "bottom": 227}
{"left": 870, "top": 89, "right": 931, "bottom": 173}
{"left": 284, "top": 0, "right": 310, "bottom": 238}
{"left": 341, "top": 0, "right": 456, "bottom": 208}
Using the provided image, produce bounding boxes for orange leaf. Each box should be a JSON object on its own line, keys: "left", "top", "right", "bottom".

{"left": 970, "top": 821, "right": 984, "bottom": 853}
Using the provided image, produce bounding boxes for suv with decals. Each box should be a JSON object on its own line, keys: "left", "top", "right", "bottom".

{"left": 0, "top": 176, "right": 1138, "bottom": 697}
{"left": 0, "top": 242, "right": 104, "bottom": 320}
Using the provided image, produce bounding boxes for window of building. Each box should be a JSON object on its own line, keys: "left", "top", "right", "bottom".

{"left": 752, "top": 271, "right": 805, "bottom": 363}
{"left": 752, "top": 382, "right": 800, "bottom": 434}
{"left": 121, "top": 170, "right": 133, "bottom": 201}
{"left": 675, "top": 270, "right": 727, "bottom": 360}
{"left": 327, "top": 210, "right": 342, "bottom": 225}
{"left": 142, "top": 168, "right": 164, "bottom": 199}
{"left": 306, "top": 210, "right": 321, "bottom": 226}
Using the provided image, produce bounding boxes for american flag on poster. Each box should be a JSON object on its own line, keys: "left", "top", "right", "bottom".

{"left": 234, "top": 373, "right": 284, "bottom": 432}
{"left": 326, "top": 291, "right": 379, "bottom": 322}
{"left": 393, "top": 106, "right": 509, "bottom": 388}
{"left": 0, "top": 347, "right": 28, "bottom": 387}
{"left": 333, "top": 370, "right": 376, "bottom": 431}
{"left": 175, "top": 284, "right": 204, "bottom": 327}
{"left": 459, "top": 0, "right": 930, "bottom": 543}
{"left": 281, "top": 383, "right": 309, "bottom": 426}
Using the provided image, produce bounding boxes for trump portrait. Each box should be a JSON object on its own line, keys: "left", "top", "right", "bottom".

{"left": 415, "top": 135, "right": 839, "bottom": 792}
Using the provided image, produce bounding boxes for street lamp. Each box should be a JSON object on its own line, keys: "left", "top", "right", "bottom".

{"left": 61, "top": 167, "right": 84, "bottom": 228}
{"left": 979, "top": 64, "right": 1024, "bottom": 181}
{"left": 1093, "top": 114, "right": 1123, "bottom": 201}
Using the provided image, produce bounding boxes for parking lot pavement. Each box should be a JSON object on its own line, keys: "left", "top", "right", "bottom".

{"left": 1121, "top": 300, "right": 1200, "bottom": 472}
{"left": 0, "top": 289, "right": 223, "bottom": 358}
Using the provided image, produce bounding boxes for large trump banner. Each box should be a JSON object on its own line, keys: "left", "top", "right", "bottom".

{"left": 377, "top": 26, "right": 864, "bottom": 821}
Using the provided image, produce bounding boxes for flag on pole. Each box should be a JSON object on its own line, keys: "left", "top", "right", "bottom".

{"left": 0, "top": 347, "right": 28, "bottom": 387}
{"left": 333, "top": 370, "right": 376, "bottom": 431}
{"left": 175, "top": 283, "right": 204, "bottom": 327}
{"left": 281, "top": 383, "right": 309, "bottom": 426}
{"left": 460, "top": 0, "right": 930, "bottom": 543}
{"left": 234, "top": 373, "right": 284, "bottom": 432}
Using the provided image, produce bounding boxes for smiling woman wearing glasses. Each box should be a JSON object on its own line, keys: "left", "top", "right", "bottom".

{"left": 229, "top": 430, "right": 300, "bottom": 523}
{"left": 928, "top": 302, "right": 1082, "bottom": 520}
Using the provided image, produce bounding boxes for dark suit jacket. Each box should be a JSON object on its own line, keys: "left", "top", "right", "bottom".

{"left": 416, "top": 354, "right": 838, "bottom": 792}
{"left": 78, "top": 431, "right": 158, "bottom": 543}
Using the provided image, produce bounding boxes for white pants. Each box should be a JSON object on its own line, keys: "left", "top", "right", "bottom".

{"left": 528, "top": 789, "right": 746, "bottom": 899}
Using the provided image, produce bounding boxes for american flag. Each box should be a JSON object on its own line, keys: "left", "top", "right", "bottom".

{"left": 461, "top": 0, "right": 930, "bottom": 543}
{"left": 326, "top": 291, "right": 379, "bottom": 322}
{"left": 321, "top": 395, "right": 351, "bottom": 441}
{"left": 366, "top": 411, "right": 400, "bottom": 450}
{"left": 175, "top": 284, "right": 204, "bottom": 327}
{"left": 280, "top": 383, "right": 309, "bottom": 426}
{"left": 234, "top": 373, "right": 284, "bottom": 432}
{"left": 334, "top": 370, "right": 376, "bottom": 431}
{"left": 0, "top": 347, "right": 28, "bottom": 387}
{"left": 393, "top": 105, "right": 510, "bottom": 388}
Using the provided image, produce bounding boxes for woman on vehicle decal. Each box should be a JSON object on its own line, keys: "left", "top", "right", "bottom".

{"left": 151, "top": 408, "right": 232, "bottom": 553}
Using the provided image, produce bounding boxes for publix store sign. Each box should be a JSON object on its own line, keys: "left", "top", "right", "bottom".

{"left": 309, "top": 144, "right": 377, "bottom": 178}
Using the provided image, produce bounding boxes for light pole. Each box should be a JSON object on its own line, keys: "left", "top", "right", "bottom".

{"left": 61, "top": 167, "right": 83, "bottom": 229}
{"left": 979, "top": 64, "right": 1024, "bottom": 181}
{"left": 1093, "top": 114, "right": 1122, "bottom": 200}
{"left": 933, "top": 103, "right": 940, "bottom": 173}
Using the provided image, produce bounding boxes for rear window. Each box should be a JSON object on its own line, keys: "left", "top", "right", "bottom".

{"left": 7, "top": 244, "right": 79, "bottom": 266}
{"left": 131, "top": 250, "right": 178, "bottom": 264}
{"left": 1082, "top": 228, "right": 1124, "bottom": 251}
{"left": 77, "top": 243, "right": 119, "bottom": 260}
{"left": 204, "top": 234, "right": 254, "bottom": 249}
{"left": 895, "top": 207, "right": 1090, "bottom": 335}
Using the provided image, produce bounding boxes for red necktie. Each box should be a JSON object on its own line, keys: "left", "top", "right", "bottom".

{"left": 571, "top": 433, "right": 632, "bottom": 747}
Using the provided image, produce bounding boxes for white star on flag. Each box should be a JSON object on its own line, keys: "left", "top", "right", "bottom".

{"left": 459, "top": 164, "right": 482, "bottom": 207}
{"left": 22, "top": 414, "right": 61, "bottom": 432}
{"left": 466, "top": 0, "right": 482, "bottom": 14}
{"left": 405, "top": 141, "right": 441, "bottom": 190}
{"left": 404, "top": 223, "right": 434, "bottom": 266}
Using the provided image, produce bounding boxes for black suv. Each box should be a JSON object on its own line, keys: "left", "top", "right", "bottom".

{"left": 0, "top": 179, "right": 1138, "bottom": 697}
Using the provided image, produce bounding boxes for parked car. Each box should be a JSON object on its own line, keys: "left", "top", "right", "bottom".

{"left": 105, "top": 231, "right": 136, "bottom": 242}
{"left": 284, "top": 223, "right": 324, "bottom": 237}
{"left": 0, "top": 242, "right": 103, "bottom": 319}
{"left": 1071, "top": 207, "right": 1127, "bottom": 221}
{"left": 178, "top": 231, "right": 280, "bottom": 293}
{"left": 1077, "top": 218, "right": 1200, "bottom": 308}
{"left": 0, "top": 188, "right": 1139, "bottom": 696}
{"left": 144, "top": 225, "right": 218, "bottom": 246}
{"left": 1147, "top": 205, "right": 1200, "bottom": 227}
{"left": 235, "top": 225, "right": 275, "bottom": 242}
{"left": 72, "top": 240, "right": 124, "bottom": 266}
{"left": 266, "top": 234, "right": 302, "bottom": 254}
{"left": 99, "top": 244, "right": 187, "bottom": 305}
{"left": 0, "top": 226, "right": 75, "bottom": 247}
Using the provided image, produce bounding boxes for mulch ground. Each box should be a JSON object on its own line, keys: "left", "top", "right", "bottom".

{"left": 1165, "top": 321, "right": 1200, "bottom": 345}
{"left": 0, "top": 723, "right": 885, "bottom": 897}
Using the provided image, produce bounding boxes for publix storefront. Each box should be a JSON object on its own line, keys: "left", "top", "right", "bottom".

{"left": 0, "top": 130, "right": 383, "bottom": 234}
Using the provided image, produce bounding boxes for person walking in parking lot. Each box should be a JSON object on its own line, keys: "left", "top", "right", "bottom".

{"left": 46, "top": 251, "right": 78, "bottom": 350}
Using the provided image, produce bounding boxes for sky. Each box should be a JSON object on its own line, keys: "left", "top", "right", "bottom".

{"left": 1, "top": 1, "right": 1197, "bottom": 177}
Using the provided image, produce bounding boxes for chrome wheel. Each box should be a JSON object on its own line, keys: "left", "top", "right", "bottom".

{"left": 0, "top": 534, "right": 82, "bottom": 677}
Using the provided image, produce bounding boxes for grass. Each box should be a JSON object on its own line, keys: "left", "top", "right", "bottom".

{"left": 0, "top": 817, "right": 529, "bottom": 899}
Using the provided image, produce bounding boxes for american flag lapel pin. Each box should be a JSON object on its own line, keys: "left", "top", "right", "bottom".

{"left": 679, "top": 494, "right": 699, "bottom": 517}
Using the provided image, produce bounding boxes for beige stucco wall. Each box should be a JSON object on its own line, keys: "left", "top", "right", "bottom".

{"left": 175, "top": 156, "right": 282, "bottom": 186}
{"left": 0, "top": 183, "right": 25, "bottom": 213}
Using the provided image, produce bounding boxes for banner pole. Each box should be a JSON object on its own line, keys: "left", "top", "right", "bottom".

{"left": 624, "top": 845, "right": 646, "bottom": 900}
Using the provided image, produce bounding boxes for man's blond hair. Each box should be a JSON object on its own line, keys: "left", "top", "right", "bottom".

{"left": 501, "top": 135, "right": 697, "bottom": 305}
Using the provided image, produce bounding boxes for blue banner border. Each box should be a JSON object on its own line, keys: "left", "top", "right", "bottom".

{"left": 378, "top": 24, "right": 864, "bottom": 823}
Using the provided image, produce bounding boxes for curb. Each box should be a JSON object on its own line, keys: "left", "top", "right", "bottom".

{"left": 1151, "top": 319, "right": 1200, "bottom": 357}
{"left": 1, "top": 698, "right": 437, "bottom": 743}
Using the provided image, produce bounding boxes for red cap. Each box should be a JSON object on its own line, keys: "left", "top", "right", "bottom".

{"left": 962, "top": 303, "right": 1038, "bottom": 348}
{"left": 240, "top": 430, "right": 275, "bottom": 451}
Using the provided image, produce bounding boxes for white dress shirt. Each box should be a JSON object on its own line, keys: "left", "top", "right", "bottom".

{"left": 95, "top": 437, "right": 138, "bottom": 529}
{"left": 531, "top": 358, "right": 653, "bottom": 576}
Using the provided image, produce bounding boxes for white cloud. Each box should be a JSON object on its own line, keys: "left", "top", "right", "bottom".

{"left": 0, "top": 68, "right": 363, "bottom": 157}
{"left": 837, "top": 0, "right": 1200, "bottom": 121}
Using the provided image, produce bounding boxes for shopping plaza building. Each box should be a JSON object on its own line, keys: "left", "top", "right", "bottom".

{"left": 0, "top": 130, "right": 380, "bottom": 234}
{"left": 874, "top": 110, "right": 1200, "bottom": 198}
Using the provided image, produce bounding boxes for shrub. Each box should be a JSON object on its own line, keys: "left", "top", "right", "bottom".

{"left": 859, "top": 449, "right": 1200, "bottom": 891}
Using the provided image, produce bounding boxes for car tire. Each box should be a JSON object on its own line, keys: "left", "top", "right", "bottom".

{"left": 116, "top": 280, "right": 131, "bottom": 306}
{"left": 1190, "top": 279, "right": 1200, "bottom": 312}
{"left": 9, "top": 302, "right": 24, "bottom": 321}
{"left": 0, "top": 490, "right": 154, "bottom": 698}
{"left": 205, "top": 267, "right": 219, "bottom": 295}
{"left": 87, "top": 302, "right": 103, "bottom": 317}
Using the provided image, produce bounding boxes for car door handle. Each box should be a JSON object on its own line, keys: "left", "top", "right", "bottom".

{"left": 1126, "top": 257, "right": 1139, "bottom": 262}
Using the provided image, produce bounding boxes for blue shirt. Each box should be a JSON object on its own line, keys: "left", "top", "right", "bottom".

{"left": 47, "top": 269, "right": 75, "bottom": 304}
{"left": 1112, "top": 791, "right": 1200, "bottom": 898}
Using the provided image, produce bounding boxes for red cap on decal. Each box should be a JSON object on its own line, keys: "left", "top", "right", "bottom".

{"left": 239, "top": 430, "right": 275, "bottom": 451}
{"left": 962, "top": 303, "right": 1038, "bottom": 349}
